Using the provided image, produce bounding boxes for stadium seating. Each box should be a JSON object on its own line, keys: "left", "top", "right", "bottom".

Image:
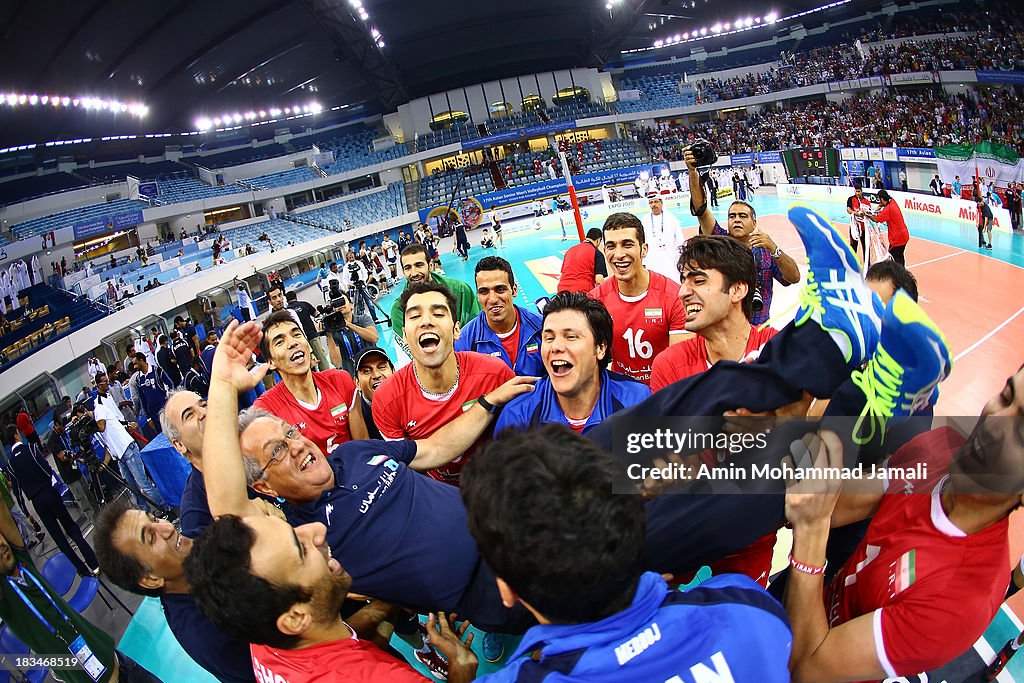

{"left": 218, "top": 219, "right": 335, "bottom": 255}
{"left": 290, "top": 184, "right": 408, "bottom": 232}
{"left": 0, "top": 284, "right": 106, "bottom": 372}
{"left": 0, "top": 173, "right": 90, "bottom": 208}
{"left": 239, "top": 167, "right": 320, "bottom": 190}
{"left": 79, "top": 160, "right": 191, "bottom": 184}
{"left": 419, "top": 170, "right": 494, "bottom": 207}
{"left": 152, "top": 177, "right": 247, "bottom": 204}
{"left": 12, "top": 198, "right": 148, "bottom": 240}
{"left": 185, "top": 143, "right": 290, "bottom": 168}
{"left": 291, "top": 125, "right": 411, "bottom": 175}
{"left": 417, "top": 122, "right": 481, "bottom": 151}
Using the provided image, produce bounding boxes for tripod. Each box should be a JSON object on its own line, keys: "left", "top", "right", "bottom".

{"left": 77, "top": 450, "right": 175, "bottom": 521}
{"left": 349, "top": 281, "right": 392, "bottom": 328}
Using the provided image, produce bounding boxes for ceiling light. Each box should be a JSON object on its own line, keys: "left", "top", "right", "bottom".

{"left": 765, "top": 12, "right": 777, "bottom": 23}
{"left": 700, "top": 27, "right": 707, "bottom": 35}
{"left": 723, "top": 22, "right": 730, "bottom": 30}
{"left": 711, "top": 23, "right": 722, "bottom": 32}
{"left": 744, "top": 17, "right": 754, "bottom": 26}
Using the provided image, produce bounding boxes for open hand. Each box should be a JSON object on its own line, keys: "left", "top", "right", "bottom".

{"left": 426, "top": 613, "right": 477, "bottom": 674}
{"left": 210, "top": 320, "right": 269, "bottom": 392}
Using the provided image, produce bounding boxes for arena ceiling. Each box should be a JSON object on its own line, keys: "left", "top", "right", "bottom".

{"left": 0, "top": 0, "right": 861, "bottom": 148}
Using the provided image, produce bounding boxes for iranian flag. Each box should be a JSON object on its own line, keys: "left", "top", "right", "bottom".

{"left": 934, "top": 142, "right": 1024, "bottom": 195}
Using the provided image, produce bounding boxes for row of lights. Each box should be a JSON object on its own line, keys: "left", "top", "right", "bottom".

{"left": 0, "top": 93, "right": 149, "bottom": 117}
{"left": 194, "top": 102, "right": 324, "bottom": 131}
{"left": 349, "top": 0, "right": 385, "bottom": 48}
{"left": 629, "top": 0, "right": 851, "bottom": 53}
{"left": 653, "top": 13, "right": 778, "bottom": 48}
{"left": 0, "top": 103, "right": 352, "bottom": 155}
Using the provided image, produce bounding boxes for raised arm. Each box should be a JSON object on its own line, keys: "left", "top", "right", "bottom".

{"left": 685, "top": 149, "right": 717, "bottom": 235}
{"left": 203, "top": 320, "right": 271, "bottom": 519}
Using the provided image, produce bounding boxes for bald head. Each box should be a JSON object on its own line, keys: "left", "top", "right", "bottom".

{"left": 161, "top": 390, "right": 206, "bottom": 465}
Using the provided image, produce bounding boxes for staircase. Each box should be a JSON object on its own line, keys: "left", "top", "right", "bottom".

{"left": 405, "top": 180, "right": 421, "bottom": 212}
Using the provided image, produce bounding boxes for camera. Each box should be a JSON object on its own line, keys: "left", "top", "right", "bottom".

{"left": 64, "top": 410, "right": 102, "bottom": 468}
{"left": 346, "top": 260, "right": 363, "bottom": 284}
{"left": 321, "top": 297, "right": 349, "bottom": 334}
{"left": 687, "top": 138, "right": 718, "bottom": 167}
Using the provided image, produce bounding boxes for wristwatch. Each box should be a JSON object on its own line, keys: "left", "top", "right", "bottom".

{"left": 476, "top": 394, "right": 499, "bottom": 414}
{"left": 772, "top": 247, "right": 783, "bottom": 258}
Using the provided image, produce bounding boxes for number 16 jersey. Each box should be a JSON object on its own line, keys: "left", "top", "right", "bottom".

{"left": 589, "top": 271, "right": 687, "bottom": 385}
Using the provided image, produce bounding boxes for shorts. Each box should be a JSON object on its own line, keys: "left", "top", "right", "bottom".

{"left": 493, "top": 223, "right": 502, "bottom": 233}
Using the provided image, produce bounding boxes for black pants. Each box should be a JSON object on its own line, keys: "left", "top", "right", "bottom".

{"left": 31, "top": 486, "right": 97, "bottom": 575}
{"left": 889, "top": 244, "right": 906, "bottom": 266}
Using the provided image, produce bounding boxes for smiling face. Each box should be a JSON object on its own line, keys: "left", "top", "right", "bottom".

{"left": 678, "top": 264, "right": 743, "bottom": 333}
{"left": 401, "top": 251, "right": 431, "bottom": 284}
{"left": 475, "top": 269, "right": 517, "bottom": 330}
{"left": 245, "top": 516, "right": 350, "bottom": 626}
{"left": 356, "top": 355, "right": 393, "bottom": 398}
{"left": 265, "top": 320, "right": 311, "bottom": 377}
{"left": 113, "top": 509, "right": 192, "bottom": 590}
{"left": 603, "top": 227, "right": 647, "bottom": 283}
{"left": 542, "top": 310, "right": 605, "bottom": 401}
{"left": 166, "top": 391, "right": 206, "bottom": 462}
{"left": 726, "top": 202, "right": 756, "bottom": 239}
{"left": 240, "top": 416, "right": 335, "bottom": 503}
{"left": 951, "top": 365, "right": 1024, "bottom": 497}
{"left": 403, "top": 291, "right": 459, "bottom": 369}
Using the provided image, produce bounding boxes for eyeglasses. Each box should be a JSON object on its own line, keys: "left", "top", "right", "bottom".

{"left": 256, "top": 424, "right": 301, "bottom": 480}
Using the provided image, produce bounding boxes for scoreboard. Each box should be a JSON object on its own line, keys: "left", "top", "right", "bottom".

{"left": 783, "top": 148, "right": 839, "bottom": 177}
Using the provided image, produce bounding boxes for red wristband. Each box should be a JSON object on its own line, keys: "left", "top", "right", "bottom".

{"left": 790, "top": 554, "right": 827, "bottom": 576}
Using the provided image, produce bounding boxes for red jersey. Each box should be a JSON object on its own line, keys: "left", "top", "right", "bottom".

{"left": 650, "top": 324, "right": 778, "bottom": 586}
{"left": 254, "top": 370, "right": 357, "bottom": 456}
{"left": 825, "top": 474, "right": 1009, "bottom": 679}
{"left": 874, "top": 201, "right": 909, "bottom": 247}
{"left": 559, "top": 241, "right": 604, "bottom": 293}
{"left": 589, "top": 272, "right": 687, "bottom": 385}
{"left": 372, "top": 351, "right": 513, "bottom": 486}
{"left": 649, "top": 325, "right": 778, "bottom": 392}
{"left": 250, "top": 630, "right": 423, "bottom": 682}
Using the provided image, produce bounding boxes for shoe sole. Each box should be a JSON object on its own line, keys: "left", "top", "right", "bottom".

{"left": 889, "top": 291, "right": 952, "bottom": 377}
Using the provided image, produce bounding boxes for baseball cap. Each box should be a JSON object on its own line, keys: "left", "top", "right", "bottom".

{"left": 354, "top": 346, "right": 393, "bottom": 371}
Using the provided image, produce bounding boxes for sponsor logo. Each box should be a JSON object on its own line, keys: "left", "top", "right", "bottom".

{"left": 324, "top": 503, "right": 334, "bottom": 526}
{"left": 958, "top": 206, "right": 1001, "bottom": 226}
{"left": 614, "top": 623, "right": 662, "bottom": 665}
{"left": 359, "top": 466, "right": 398, "bottom": 514}
{"left": 903, "top": 198, "right": 942, "bottom": 214}
{"left": 406, "top": 420, "right": 417, "bottom": 430}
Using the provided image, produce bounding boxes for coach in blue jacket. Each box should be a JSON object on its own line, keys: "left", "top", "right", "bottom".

{"left": 455, "top": 256, "right": 545, "bottom": 377}
{"left": 461, "top": 424, "right": 793, "bottom": 682}
{"left": 496, "top": 291, "right": 649, "bottom": 435}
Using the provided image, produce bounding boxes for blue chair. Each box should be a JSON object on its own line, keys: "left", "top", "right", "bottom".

{"left": 41, "top": 553, "right": 99, "bottom": 613}
{"left": 0, "top": 626, "right": 48, "bottom": 683}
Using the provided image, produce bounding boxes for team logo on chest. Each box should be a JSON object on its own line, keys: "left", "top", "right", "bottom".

{"left": 330, "top": 402, "right": 348, "bottom": 423}
{"left": 643, "top": 307, "right": 663, "bottom": 324}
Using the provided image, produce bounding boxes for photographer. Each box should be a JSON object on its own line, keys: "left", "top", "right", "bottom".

{"left": 91, "top": 387, "right": 169, "bottom": 514}
{"left": 4, "top": 424, "right": 99, "bottom": 577}
{"left": 685, "top": 142, "right": 799, "bottom": 326}
{"left": 45, "top": 413, "right": 100, "bottom": 516}
{"left": 324, "top": 292, "right": 380, "bottom": 376}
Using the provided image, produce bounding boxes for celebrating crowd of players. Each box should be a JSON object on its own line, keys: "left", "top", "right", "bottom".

{"left": 1, "top": 154, "right": 1008, "bottom": 683}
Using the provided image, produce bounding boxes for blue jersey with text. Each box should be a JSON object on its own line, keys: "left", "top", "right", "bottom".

{"left": 477, "top": 572, "right": 792, "bottom": 683}
{"left": 455, "top": 305, "right": 545, "bottom": 377}
{"left": 283, "top": 439, "right": 479, "bottom": 613}
{"left": 496, "top": 369, "right": 650, "bottom": 435}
